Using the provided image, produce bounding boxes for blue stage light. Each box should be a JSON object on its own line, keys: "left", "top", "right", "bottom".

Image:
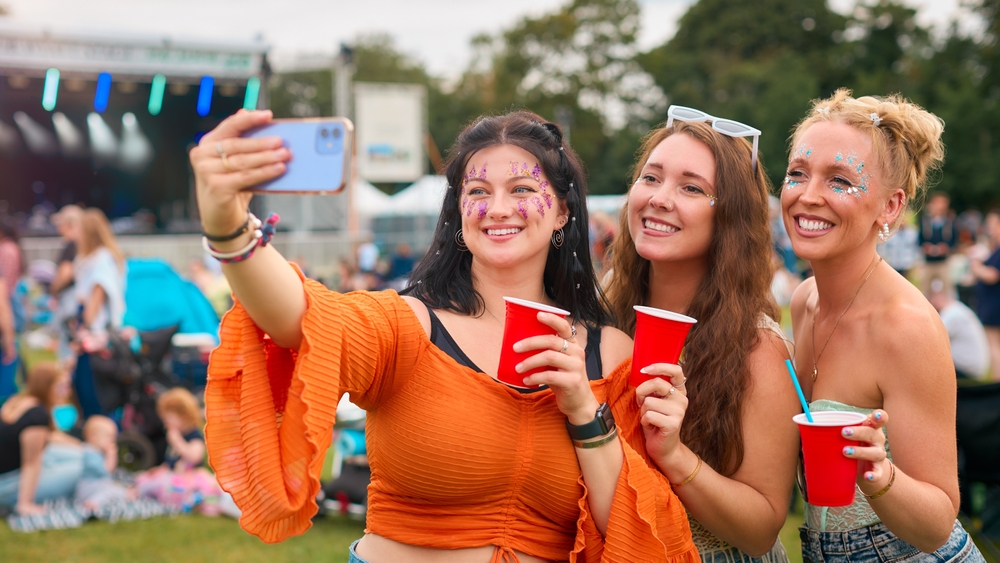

{"left": 197, "top": 76, "right": 214, "bottom": 117}
{"left": 94, "top": 72, "right": 112, "bottom": 113}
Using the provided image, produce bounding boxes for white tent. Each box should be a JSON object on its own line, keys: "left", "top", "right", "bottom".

{"left": 376, "top": 175, "right": 448, "bottom": 217}
{"left": 354, "top": 179, "right": 392, "bottom": 218}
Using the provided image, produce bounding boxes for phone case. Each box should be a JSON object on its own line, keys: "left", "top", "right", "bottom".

{"left": 241, "top": 117, "right": 354, "bottom": 194}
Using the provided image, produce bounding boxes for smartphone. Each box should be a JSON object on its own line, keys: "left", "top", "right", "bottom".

{"left": 241, "top": 117, "right": 354, "bottom": 194}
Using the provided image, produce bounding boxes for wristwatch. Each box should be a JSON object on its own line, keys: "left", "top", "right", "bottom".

{"left": 565, "top": 402, "right": 616, "bottom": 441}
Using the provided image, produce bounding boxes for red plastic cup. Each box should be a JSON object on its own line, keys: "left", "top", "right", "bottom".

{"left": 794, "top": 411, "right": 868, "bottom": 507}
{"left": 497, "top": 297, "right": 570, "bottom": 389}
{"left": 629, "top": 306, "right": 697, "bottom": 388}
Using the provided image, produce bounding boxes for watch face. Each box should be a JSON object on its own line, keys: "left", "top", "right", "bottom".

{"left": 597, "top": 403, "right": 615, "bottom": 432}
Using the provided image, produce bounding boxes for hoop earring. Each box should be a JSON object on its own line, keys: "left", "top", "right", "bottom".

{"left": 551, "top": 228, "right": 565, "bottom": 249}
{"left": 883, "top": 222, "right": 891, "bottom": 239}
{"left": 877, "top": 222, "right": 888, "bottom": 242}
{"left": 455, "top": 229, "right": 468, "bottom": 251}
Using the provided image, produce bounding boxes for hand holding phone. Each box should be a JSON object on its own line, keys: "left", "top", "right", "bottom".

{"left": 190, "top": 110, "right": 290, "bottom": 239}
{"left": 241, "top": 117, "right": 354, "bottom": 194}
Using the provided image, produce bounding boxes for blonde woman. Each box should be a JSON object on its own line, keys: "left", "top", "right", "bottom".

{"left": 784, "top": 90, "right": 984, "bottom": 560}
{"left": 72, "top": 209, "right": 126, "bottom": 418}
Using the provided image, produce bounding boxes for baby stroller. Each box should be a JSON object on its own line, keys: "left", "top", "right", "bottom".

{"left": 88, "top": 258, "right": 220, "bottom": 470}
{"left": 88, "top": 324, "right": 178, "bottom": 471}
{"left": 321, "top": 396, "right": 369, "bottom": 520}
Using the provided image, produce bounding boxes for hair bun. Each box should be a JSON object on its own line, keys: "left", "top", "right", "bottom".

{"left": 541, "top": 122, "right": 563, "bottom": 143}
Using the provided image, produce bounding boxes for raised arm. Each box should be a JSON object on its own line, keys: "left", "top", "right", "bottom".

{"left": 190, "top": 110, "right": 302, "bottom": 348}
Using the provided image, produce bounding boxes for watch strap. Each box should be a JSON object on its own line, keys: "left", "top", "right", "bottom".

{"left": 565, "top": 403, "right": 615, "bottom": 441}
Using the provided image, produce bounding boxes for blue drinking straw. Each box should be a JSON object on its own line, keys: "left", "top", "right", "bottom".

{"left": 785, "top": 359, "right": 814, "bottom": 423}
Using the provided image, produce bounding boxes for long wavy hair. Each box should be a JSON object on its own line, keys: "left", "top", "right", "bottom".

{"left": 402, "top": 110, "right": 611, "bottom": 327}
{"left": 605, "top": 121, "right": 778, "bottom": 475}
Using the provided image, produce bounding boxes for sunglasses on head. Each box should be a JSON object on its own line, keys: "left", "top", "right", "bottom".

{"left": 666, "top": 105, "right": 761, "bottom": 173}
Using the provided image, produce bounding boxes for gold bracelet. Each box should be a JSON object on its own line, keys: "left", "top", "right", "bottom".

{"left": 671, "top": 455, "right": 703, "bottom": 488}
{"left": 573, "top": 426, "right": 619, "bottom": 449}
{"left": 864, "top": 462, "right": 896, "bottom": 500}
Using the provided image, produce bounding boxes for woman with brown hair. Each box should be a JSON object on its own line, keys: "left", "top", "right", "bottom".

{"left": 605, "top": 110, "right": 801, "bottom": 561}
{"left": 785, "top": 90, "right": 983, "bottom": 560}
{"left": 72, "top": 209, "right": 126, "bottom": 418}
{"left": 0, "top": 362, "right": 84, "bottom": 514}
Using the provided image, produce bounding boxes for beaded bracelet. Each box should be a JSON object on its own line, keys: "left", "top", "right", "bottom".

{"left": 203, "top": 212, "right": 280, "bottom": 264}
{"left": 671, "top": 455, "right": 703, "bottom": 488}
{"left": 864, "top": 462, "right": 896, "bottom": 500}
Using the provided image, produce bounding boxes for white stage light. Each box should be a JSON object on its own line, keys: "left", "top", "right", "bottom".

{"left": 13, "top": 111, "right": 58, "bottom": 156}
{"left": 86, "top": 112, "right": 118, "bottom": 165}
{"left": 119, "top": 112, "right": 154, "bottom": 173}
{"left": 0, "top": 120, "right": 22, "bottom": 155}
{"left": 52, "top": 112, "right": 88, "bottom": 158}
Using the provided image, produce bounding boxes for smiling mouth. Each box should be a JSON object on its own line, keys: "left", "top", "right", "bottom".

{"left": 797, "top": 217, "right": 833, "bottom": 231}
{"left": 643, "top": 219, "right": 679, "bottom": 234}
{"left": 486, "top": 228, "right": 523, "bottom": 236}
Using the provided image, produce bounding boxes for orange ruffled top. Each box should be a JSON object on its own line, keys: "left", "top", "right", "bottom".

{"left": 205, "top": 274, "right": 698, "bottom": 562}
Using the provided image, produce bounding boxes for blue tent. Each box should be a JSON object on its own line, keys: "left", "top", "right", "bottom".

{"left": 122, "top": 258, "right": 219, "bottom": 342}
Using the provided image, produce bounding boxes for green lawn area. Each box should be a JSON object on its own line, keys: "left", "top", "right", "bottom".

{"left": 0, "top": 510, "right": 800, "bottom": 563}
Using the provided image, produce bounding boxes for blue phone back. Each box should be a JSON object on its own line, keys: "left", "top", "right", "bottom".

{"left": 242, "top": 118, "right": 352, "bottom": 194}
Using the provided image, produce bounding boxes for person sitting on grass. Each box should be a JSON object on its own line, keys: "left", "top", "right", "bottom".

{"left": 135, "top": 388, "right": 224, "bottom": 514}
{"left": 75, "top": 415, "right": 136, "bottom": 510}
{"left": 0, "top": 362, "right": 84, "bottom": 515}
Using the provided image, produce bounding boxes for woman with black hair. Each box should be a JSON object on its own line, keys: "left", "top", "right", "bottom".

{"left": 191, "top": 109, "right": 697, "bottom": 562}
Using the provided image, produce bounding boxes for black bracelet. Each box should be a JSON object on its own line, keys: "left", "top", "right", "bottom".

{"left": 203, "top": 214, "right": 251, "bottom": 242}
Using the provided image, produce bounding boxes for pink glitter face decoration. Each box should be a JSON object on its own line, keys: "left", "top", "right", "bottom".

{"left": 462, "top": 163, "right": 488, "bottom": 216}
{"left": 517, "top": 199, "right": 528, "bottom": 219}
{"left": 477, "top": 201, "right": 488, "bottom": 219}
{"left": 532, "top": 196, "right": 546, "bottom": 217}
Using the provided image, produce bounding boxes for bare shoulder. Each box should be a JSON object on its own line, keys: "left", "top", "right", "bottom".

{"left": 600, "top": 325, "right": 633, "bottom": 376}
{"left": 872, "top": 283, "right": 947, "bottom": 356}
{"left": 748, "top": 327, "right": 795, "bottom": 390}
{"left": 789, "top": 276, "right": 816, "bottom": 323}
{"left": 399, "top": 295, "right": 432, "bottom": 337}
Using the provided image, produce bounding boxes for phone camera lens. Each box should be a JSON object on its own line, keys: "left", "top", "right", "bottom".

{"left": 332, "top": 128, "right": 341, "bottom": 139}
{"left": 320, "top": 128, "right": 329, "bottom": 138}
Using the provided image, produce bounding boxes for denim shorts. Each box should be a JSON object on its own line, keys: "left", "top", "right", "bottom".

{"left": 800, "top": 520, "right": 985, "bottom": 563}
{"left": 348, "top": 539, "right": 370, "bottom": 563}
{"left": 700, "top": 539, "right": 790, "bottom": 563}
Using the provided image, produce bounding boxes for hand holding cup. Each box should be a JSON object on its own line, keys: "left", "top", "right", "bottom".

{"left": 840, "top": 409, "right": 892, "bottom": 494}
{"left": 513, "top": 311, "right": 598, "bottom": 425}
{"left": 635, "top": 368, "right": 688, "bottom": 467}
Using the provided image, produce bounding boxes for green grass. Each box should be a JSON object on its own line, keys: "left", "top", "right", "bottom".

{"left": 0, "top": 513, "right": 366, "bottom": 563}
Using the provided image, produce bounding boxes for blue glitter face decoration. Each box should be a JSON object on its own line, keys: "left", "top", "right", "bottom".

{"left": 831, "top": 151, "right": 871, "bottom": 198}
{"left": 784, "top": 175, "right": 801, "bottom": 189}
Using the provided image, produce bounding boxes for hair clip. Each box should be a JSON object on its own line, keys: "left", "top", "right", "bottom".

{"left": 558, "top": 146, "right": 564, "bottom": 151}
{"left": 816, "top": 106, "right": 830, "bottom": 115}
{"left": 569, "top": 182, "right": 574, "bottom": 188}
{"left": 869, "top": 112, "right": 882, "bottom": 127}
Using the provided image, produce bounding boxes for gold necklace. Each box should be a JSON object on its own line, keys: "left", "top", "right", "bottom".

{"left": 482, "top": 304, "right": 503, "bottom": 324}
{"left": 810, "top": 255, "right": 883, "bottom": 382}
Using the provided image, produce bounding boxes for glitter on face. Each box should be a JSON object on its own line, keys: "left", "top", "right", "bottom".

{"left": 518, "top": 199, "right": 528, "bottom": 219}
{"left": 477, "top": 201, "right": 488, "bottom": 219}
{"left": 784, "top": 176, "right": 801, "bottom": 189}
{"left": 832, "top": 150, "right": 870, "bottom": 199}
{"left": 795, "top": 144, "right": 813, "bottom": 159}
{"left": 532, "top": 196, "right": 546, "bottom": 217}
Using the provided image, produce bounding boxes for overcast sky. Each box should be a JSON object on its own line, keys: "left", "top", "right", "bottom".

{"left": 2, "top": 0, "right": 976, "bottom": 77}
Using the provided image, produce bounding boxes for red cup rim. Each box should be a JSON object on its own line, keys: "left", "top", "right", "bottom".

{"left": 633, "top": 305, "right": 697, "bottom": 324}
{"left": 793, "top": 412, "right": 868, "bottom": 427}
{"left": 504, "top": 296, "right": 570, "bottom": 317}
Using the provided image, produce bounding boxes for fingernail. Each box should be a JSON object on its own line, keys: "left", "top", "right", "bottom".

{"left": 843, "top": 428, "right": 853, "bottom": 437}
{"left": 515, "top": 363, "right": 523, "bottom": 373}
{"left": 866, "top": 473, "right": 875, "bottom": 481}
{"left": 513, "top": 343, "right": 523, "bottom": 353}
{"left": 874, "top": 411, "right": 883, "bottom": 421}
{"left": 522, "top": 378, "right": 532, "bottom": 386}
{"left": 639, "top": 366, "right": 650, "bottom": 374}
{"left": 844, "top": 447, "right": 855, "bottom": 455}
